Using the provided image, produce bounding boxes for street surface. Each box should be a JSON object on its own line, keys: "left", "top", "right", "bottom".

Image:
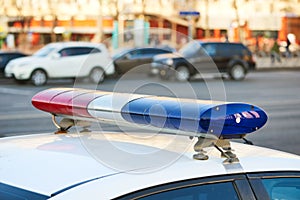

{"left": 0, "top": 70, "right": 300, "bottom": 155}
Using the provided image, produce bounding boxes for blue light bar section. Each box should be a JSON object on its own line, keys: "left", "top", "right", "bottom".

{"left": 121, "top": 97, "right": 268, "bottom": 138}
{"left": 200, "top": 103, "right": 268, "bottom": 137}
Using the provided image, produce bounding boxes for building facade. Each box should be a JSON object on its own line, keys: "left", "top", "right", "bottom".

{"left": 0, "top": 0, "right": 300, "bottom": 52}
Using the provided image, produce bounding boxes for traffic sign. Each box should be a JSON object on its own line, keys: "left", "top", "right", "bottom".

{"left": 179, "top": 11, "right": 200, "bottom": 16}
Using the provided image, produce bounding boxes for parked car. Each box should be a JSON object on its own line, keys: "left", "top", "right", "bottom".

{"left": 0, "top": 51, "right": 28, "bottom": 77}
{"left": 151, "top": 41, "right": 256, "bottom": 81}
{"left": 113, "top": 46, "right": 175, "bottom": 75}
{"left": 4, "top": 42, "right": 115, "bottom": 86}
{"left": 0, "top": 87, "right": 300, "bottom": 200}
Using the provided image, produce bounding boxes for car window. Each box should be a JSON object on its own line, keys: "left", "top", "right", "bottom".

{"left": 261, "top": 178, "right": 300, "bottom": 200}
{"left": 139, "top": 49, "right": 152, "bottom": 55}
{"left": 215, "top": 43, "right": 228, "bottom": 57}
{"left": 141, "top": 49, "right": 169, "bottom": 55}
{"left": 202, "top": 44, "right": 217, "bottom": 56}
{"left": 215, "top": 43, "right": 249, "bottom": 57}
{"left": 128, "top": 50, "right": 139, "bottom": 58}
{"left": 229, "top": 44, "right": 243, "bottom": 55}
{"left": 123, "top": 48, "right": 170, "bottom": 59}
{"left": 221, "top": 43, "right": 250, "bottom": 56}
{"left": 116, "top": 180, "right": 241, "bottom": 200}
{"left": 34, "top": 45, "right": 57, "bottom": 57}
{"left": 138, "top": 181, "right": 239, "bottom": 200}
{"left": 0, "top": 182, "right": 49, "bottom": 200}
{"left": 128, "top": 49, "right": 147, "bottom": 59}
{"left": 179, "top": 41, "right": 201, "bottom": 57}
{"left": 59, "top": 47, "right": 100, "bottom": 57}
{"left": 134, "top": 49, "right": 169, "bottom": 58}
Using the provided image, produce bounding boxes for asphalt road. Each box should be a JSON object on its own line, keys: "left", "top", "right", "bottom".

{"left": 0, "top": 70, "right": 300, "bottom": 155}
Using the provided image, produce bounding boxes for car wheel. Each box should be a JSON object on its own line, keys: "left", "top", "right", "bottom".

{"left": 175, "top": 66, "right": 190, "bottom": 81}
{"left": 31, "top": 69, "right": 47, "bottom": 86}
{"left": 89, "top": 67, "right": 105, "bottom": 84}
{"left": 159, "top": 69, "right": 170, "bottom": 80}
{"left": 229, "top": 64, "right": 246, "bottom": 81}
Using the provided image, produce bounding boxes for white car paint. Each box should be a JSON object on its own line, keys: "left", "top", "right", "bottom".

{"left": 4, "top": 42, "right": 115, "bottom": 81}
{"left": 1, "top": 132, "right": 300, "bottom": 199}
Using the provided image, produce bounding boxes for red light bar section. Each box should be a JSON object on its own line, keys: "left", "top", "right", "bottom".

{"left": 32, "top": 88, "right": 109, "bottom": 118}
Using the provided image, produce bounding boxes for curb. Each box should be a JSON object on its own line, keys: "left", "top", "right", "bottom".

{"left": 255, "top": 57, "right": 300, "bottom": 70}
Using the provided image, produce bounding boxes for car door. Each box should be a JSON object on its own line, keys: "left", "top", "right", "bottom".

{"left": 115, "top": 174, "right": 256, "bottom": 200}
{"left": 190, "top": 43, "right": 219, "bottom": 74}
{"left": 46, "top": 47, "right": 82, "bottom": 78}
{"left": 213, "top": 43, "right": 231, "bottom": 72}
{"left": 114, "top": 50, "right": 139, "bottom": 74}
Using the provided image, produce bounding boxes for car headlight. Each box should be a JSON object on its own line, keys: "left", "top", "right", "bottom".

{"left": 165, "top": 58, "right": 173, "bottom": 66}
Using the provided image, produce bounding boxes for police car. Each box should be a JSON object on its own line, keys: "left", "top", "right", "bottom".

{"left": 1, "top": 88, "right": 300, "bottom": 200}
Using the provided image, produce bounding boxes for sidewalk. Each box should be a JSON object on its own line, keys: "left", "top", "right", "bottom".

{"left": 255, "top": 56, "right": 300, "bottom": 70}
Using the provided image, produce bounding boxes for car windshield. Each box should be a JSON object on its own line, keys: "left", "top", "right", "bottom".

{"left": 112, "top": 48, "right": 131, "bottom": 59}
{"left": 179, "top": 41, "right": 201, "bottom": 57}
{"left": 33, "top": 45, "right": 57, "bottom": 57}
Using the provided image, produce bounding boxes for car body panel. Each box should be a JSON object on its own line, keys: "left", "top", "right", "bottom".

{"left": 46, "top": 54, "right": 82, "bottom": 77}
{"left": 1, "top": 132, "right": 300, "bottom": 199}
{"left": 5, "top": 56, "right": 52, "bottom": 79}
{"left": 0, "top": 133, "right": 118, "bottom": 196}
{"left": 52, "top": 141, "right": 300, "bottom": 199}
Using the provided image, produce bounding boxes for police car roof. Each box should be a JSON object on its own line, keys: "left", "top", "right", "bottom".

{"left": 1, "top": 132, "right": 300, "bottom": 199}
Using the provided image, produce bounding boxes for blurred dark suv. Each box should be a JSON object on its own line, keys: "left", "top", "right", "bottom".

{"left": 151, "top": 41, "right": 256, "bottom": 81}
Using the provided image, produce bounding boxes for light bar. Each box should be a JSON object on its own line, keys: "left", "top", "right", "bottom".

{"left": 32, "top": 88, "right": 268, "bottom": 139}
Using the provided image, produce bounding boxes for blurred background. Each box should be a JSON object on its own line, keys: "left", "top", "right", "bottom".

{"left": 0, "top": 0, "right": 299, "bottom": 55}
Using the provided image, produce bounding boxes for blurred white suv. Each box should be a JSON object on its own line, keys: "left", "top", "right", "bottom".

{"left": 5, "top": 42, "right": 115, "bottom": 86}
